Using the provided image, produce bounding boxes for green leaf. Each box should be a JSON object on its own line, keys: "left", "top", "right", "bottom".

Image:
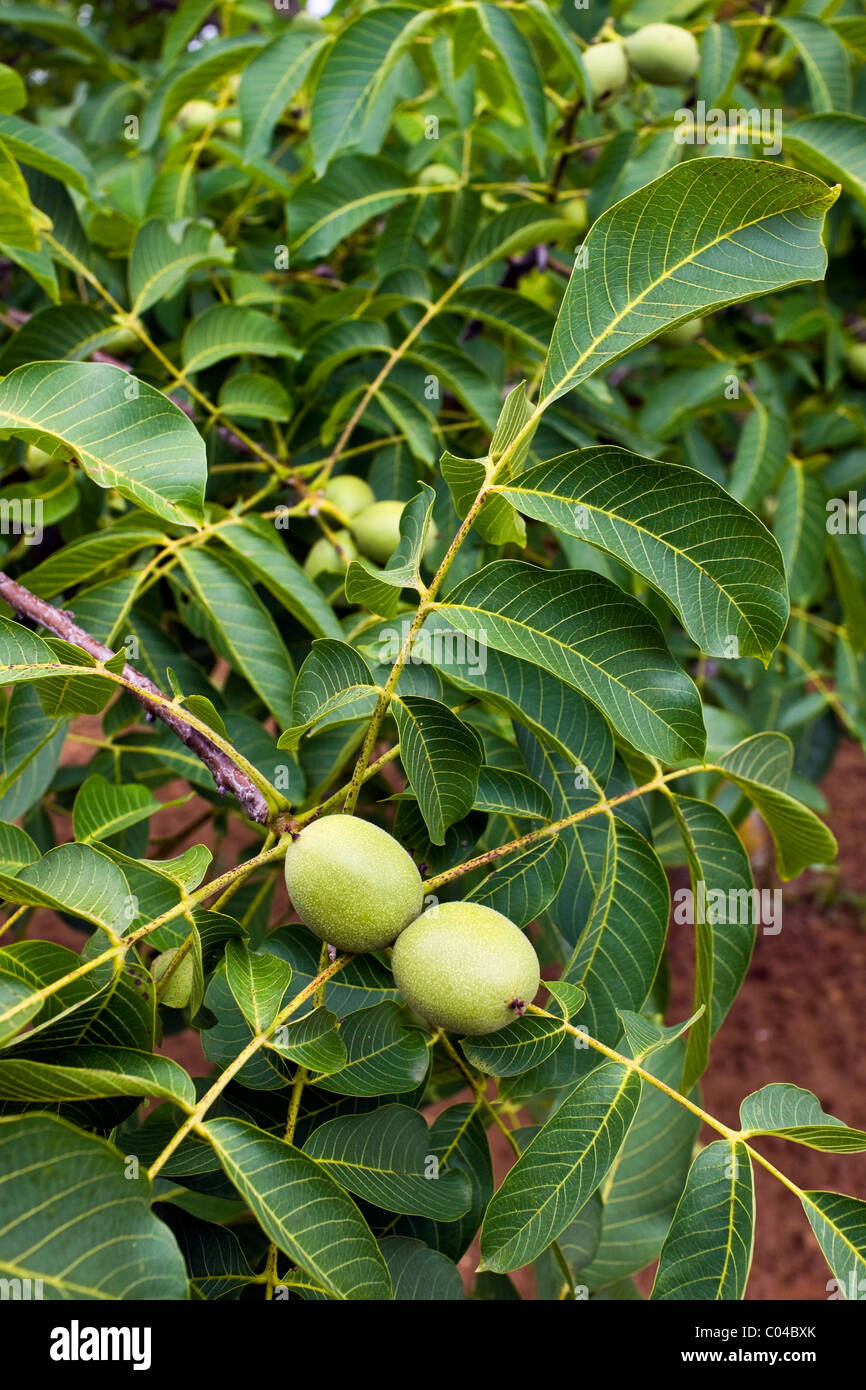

{"left": 499, "top": 448, "right": 789, "bottom": 663}
{"left": 541, "top": 162, "right": 837, "bottom": 406}
{"left": 562, "top": 819, "right": 670, "bottom": 1056}
{"left": 441, "top": 451, "right": 526, "bottom": 548}
{"left": 0, "top": 819, "right": 39, "bottom": 875}
{"left": 203, "top": 1116, "right": 392, "bottom": 1300}
{"left": 775, "top": 17, "right": 850, "bottom": 113}
{"left": 0, "top": 5, "right": 112, "bottom": 65}
{"left": 265, "top": 925, "right": 399, "bottom": 1018}
{"left": 0, "top": 1046, "right": 195, "bottom": 1110}
{"left": 218, "top": 373, "right": 293, "bottom": 422}
{"left": 380, "top": 1236, "right": 463, "bottom": 1299}
{"left": 473, "top": 767, "right": 552, "bottom": 821}
{"left": 0, "top": 686, "right": 66, "bottom": 823}
{"left": 201, "top": 968, "right": 286, "bottom": 1092}
{"left": 345, "top": 485, "right": 437, "bottom": 618}
{"left": 0, "top": 362, "right": 206, "bottom": 528}
{"left": 467, "top": 837, "right": 568, "bottom": 929}
{"left": 580, "top": 1038, "right": 700, "bottom": 1289}
{"left": 0, "top": 842, "right": 132, "bottom": 935}
{"left": 461, "top": 1013, "right": 567, "bottom": 1076}
{"left": 20, "top": 521, "right": 164, "bottom": 598}
{"left": 224, "top": 939, "right": 293, "bottom": 1033}
{"left": 774, "top": 460, "right": 826, "bottom": 605}
{"left": 176, "top": 546, "right": 296, "bottom": 729}
{"left": 215, "top": 512, "right": 342, "bottom": 641}
{"left": 393, "top": 696, "right": 482, "bottom": 844}
{"left": 651, "top": 1140, "right": 755, "bottom": 1301}
{"left": 268, "top": 1007, "right": 347, "bottom": 1075}
{"left": 617, "top": 1008, "right": 705, "bottom": 1063}
{"left": 474, "top": 4, "right": 547, "bottom": 172}
{"left": 479, "top": 1061, "right": 642, "bottom": 1273}
{"left": 0, "top": 971, "right": 42, "bottom": 1046}
{"left": 800, "top": 1191, "right": 866, "bottom": 1298}
{"left": 784, "top": 114, "right": 866, "bottom": 209}
{"left": 182, "top": 305, "right": 301, "bottom": 374}
{"left": 428, "top": 628, "right": 614, "bottom": 770}
{"left": 288, "top": 155, "right": 415, "bottom": 262}
{"left": 740, "top": 1084, "right": 866, "bottom": 1153}
{"left": 240, "top": 28, "right": 328, "bottom": 163}
{"left": 72, "top": 774, "right": 163, "bottom": 844}
{"left": 394, "top": 1101, "right": 493, "bottom": 1261}
{"left": 434, "top": 562, "right": 705, "bottom": 763}
{"left": 0, "top": 63, "right": 29, "bottom": 113}
{"left": 140, "top": 34, "right": 266, "bottom": 148}
{"left": 715, "top": 734, "right": 837, "bottom": 878}
{"left": 304, "top": 1104, "right": 471, "bottom": 1219}
{"left": 315, "top": 1002, "right": 429, "bottom": 1097}
{"left": 0, "top": 111, "right": 92, "bottom": 196}
{"left": 309, "top": 7, "right": 423, "bottom": 175}
{"left": 128, "top": 218, "right": 234, "bottom": 315}
{"left": 535, "top": 1194, "right": 603, "bottom": 1299}
{"left": 729, "top": 405, "right": 789, "bottom": 509}
{"left": 278, "top": 638, "right": 376, "bottom": 749}
{"left": 669, "top": 795, "right": 756, "bottom": 1092}
{"left": 0, "top": 303, "right": 116, "bottom": 374}
{"left": 0, "top": 1113, "right": 187, "bottom": 1299}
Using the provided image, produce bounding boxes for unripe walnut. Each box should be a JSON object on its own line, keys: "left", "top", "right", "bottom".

{"left": 24, "top": 443, "right": 56, "bottom": 472}
{"left": 624, "top": 24, "right": 699, "bottom": 86}
{"left": 660, "top": 316, "right": 704, "bottom": 346}
{"left": 418, "top": 162, "right": 457, "bottom": 187}
{"left": 582, "top": 41, "right": 629, "bottom": 103}
{"left": 844, "top": 343, "right": 866, "bottom": 384}
{"left": 323, "top": 473, "right": 375, "bottom": 518}
{"left": 152, "top": 948, "right": 194, "bottom": 1008}
{"left": 391, "top": 901, "right": 540, "bottom": 1035}
{"left": 560, "top": 197, "right": 588, "bottom": 233}
{"left": 351, "top": 500, "right": 407, "bottom": 565}
{"left": 284, "top": 815, "right": 424, "bottom": 953}
{"left": 303, "top": 529, "right": 358, "bottom": 581}
{"left": 177, "top": 99, "right": 218, "bottom": 132}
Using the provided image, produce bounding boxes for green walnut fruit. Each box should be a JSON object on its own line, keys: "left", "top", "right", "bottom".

{"left": 391, "top": 901, "right": 541, "bottom": 1035}
{"left": 285, "top": 815, "right": 424, "bottom": 953}
{"left": 660, "top": 316, "right": 704, "bottom": 346}
{"left": 418, "top": 162, "right": 458, "bottom": 188}
{"left": 177, "top": 99, "right": 218, "bottom": 132}
{"left": 351, "top": 499, "right": 408, "bottom": 565}
{"left": 560, "top": 197, "right": 588, "bottom": 233}
{"left": 624, "top": 24, "right": 699, "bottom": 86}
{"left": 845, "top": 343, "right": 866, "bottom": 384}
{"left": 24, "top": 443, "right": 56, "bottom": 472}
{"left": 303, "top": 529, "right": 358, "bottom": 581}
{"left": 152, "top": 948, "right": 194, "bottom": 1008}
{"left": 582, "top": 40, "right": 629, "bottom": 102}
{"left": 323, "top": 473, "right": 375, "bottom": 518}
{"left": 220, "top": 116, "right": 241, "bottom": 141}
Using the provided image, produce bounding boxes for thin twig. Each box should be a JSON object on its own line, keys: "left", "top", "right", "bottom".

{"left": 0, "top": 570, "right": 272, "bottom": 823}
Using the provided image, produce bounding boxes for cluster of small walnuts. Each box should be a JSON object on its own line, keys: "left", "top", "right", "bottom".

{"left": 582, "top": 23, "right": 700, "bottom": 104}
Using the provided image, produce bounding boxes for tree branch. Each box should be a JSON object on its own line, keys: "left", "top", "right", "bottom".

{"left": 0, "top": 570, "right": 272, "bottom": 824}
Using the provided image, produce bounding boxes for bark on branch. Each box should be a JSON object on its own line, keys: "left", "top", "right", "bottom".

{"left": 0, "top": 570, "right": 272, "bottom": 824}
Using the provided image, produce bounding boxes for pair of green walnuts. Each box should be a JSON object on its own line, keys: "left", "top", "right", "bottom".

{"left": 150, "top": 817, "right": 540, "bottom": 1036}
{"left": 304, "top": 474, "right": 429, "bottom": 582}
{"left": 284, "top": 816, "right": 540, "bottom": 1036}
{"left": 582, "top": 23, "right": 700, "bottom": 102}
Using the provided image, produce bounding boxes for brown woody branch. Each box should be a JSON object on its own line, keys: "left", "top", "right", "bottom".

{"left": 0, "top": 570, "right": 272, "bottom": 824}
